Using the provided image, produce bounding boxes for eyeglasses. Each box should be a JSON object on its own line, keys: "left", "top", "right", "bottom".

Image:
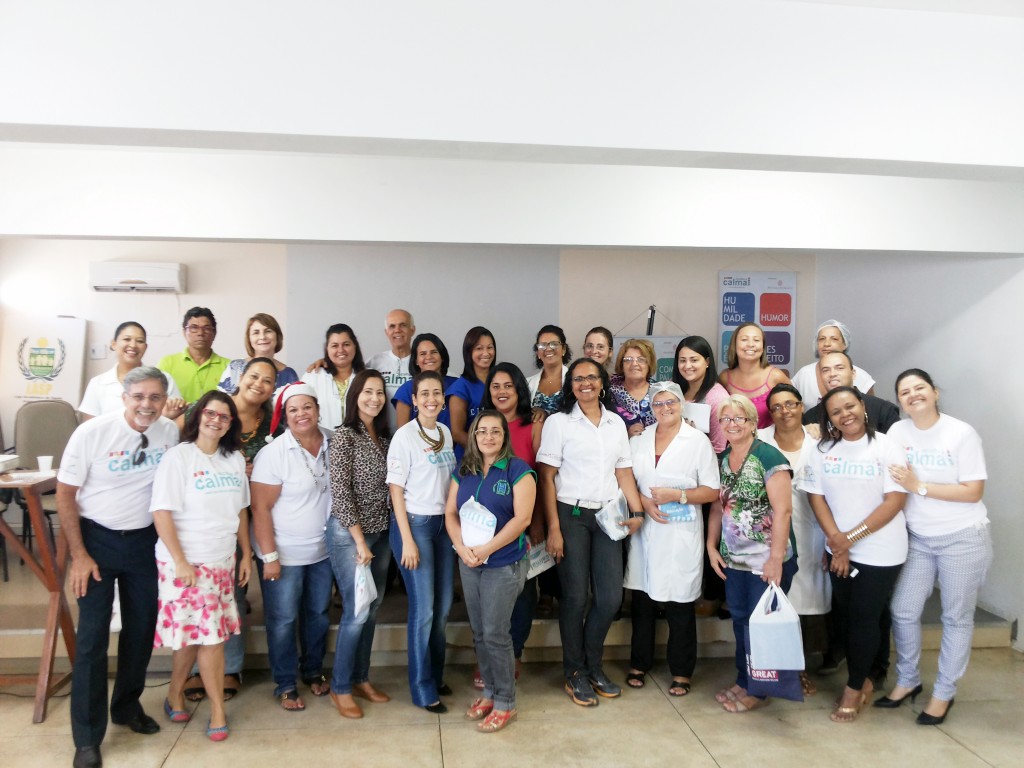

{"left": 584, "top": 343, "right": 608, "bottom": 352}
{"left": 770, "top": 401, "right": 802, "bottom": 414}
{"left": 185, "top": 324, "right": 215, "bottom": 335}
{"left": 132, "top": 434, "right": 149, "bottom": 466}
{"left": 474, "top": 428, "right": 504, "bottom": 438}
{"left": 622, "top": 357, "right": 647, "bottom": 365}
{"left": 202, "top": 408, "right": 233, "bottom": 424}
{"left": 535, "top": 341, "right": 563, "bottom": 351}
{"left": 571, "top": 375, "right": 601, "bottom": 384}
{"left": 127, "top": 393, "right": 166, "bottom": 404}
{"left": 651, "top": 399, "right": 680, "bottom": 409}
{"left": 718, "top": 416, "right": 752, "bottom": 425}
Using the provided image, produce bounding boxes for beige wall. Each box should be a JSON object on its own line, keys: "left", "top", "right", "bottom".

{"left": 559, "top": 249, "right": 817, "bottom": 372}
{"left": 0, "top": 239, "right": 287, "bottom": 431}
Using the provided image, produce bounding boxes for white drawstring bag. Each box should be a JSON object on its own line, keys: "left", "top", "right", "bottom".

{"left": 595, "top": 490, "right": 629, "bottom": 541}
{"left": 353, "top": 563, "right": 378, "bottom": 623}
{"left": 748, "top": 582, "right": 805, "bottom": 671}
{"left": 459, "top": 496, "right": 497, "bottom": 563}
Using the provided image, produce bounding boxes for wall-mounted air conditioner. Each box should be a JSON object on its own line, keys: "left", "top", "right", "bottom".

{"left": 89, "top": 262, "right": 186, "bottom": 293}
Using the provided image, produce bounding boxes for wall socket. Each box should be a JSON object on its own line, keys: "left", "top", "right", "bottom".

{"left": 89, "top": 344, "right": 108, "bottom": 360}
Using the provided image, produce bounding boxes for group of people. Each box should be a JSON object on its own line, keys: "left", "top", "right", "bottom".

{"left": 56, "top": 308, "right": 992, "bottom": 768}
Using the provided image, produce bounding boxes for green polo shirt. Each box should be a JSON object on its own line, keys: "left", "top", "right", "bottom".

{"left": 157, "top": 349, "right": 230, "bottom": 403}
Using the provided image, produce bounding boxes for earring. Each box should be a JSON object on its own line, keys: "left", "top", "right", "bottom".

{"left": 600, "top": 388, "right": 606, "bottom": 399}
{"left": 440, "top": 403, "right": 446, "bottom": 411}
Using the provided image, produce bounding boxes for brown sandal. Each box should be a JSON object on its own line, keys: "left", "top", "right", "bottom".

{"left": 183, "top": 675, "right": 206, "bottom": 702}
{"left": 278, "top": 690, "right": 305, "bottom": 711}
{"left": 723, "top": 694, "right": 771, "bottom": 713}
{"left": 799, "top": 671, "right": 818, "bottom": 697}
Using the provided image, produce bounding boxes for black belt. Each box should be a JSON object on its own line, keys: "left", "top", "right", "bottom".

{"left": 82, "top": 518, "right": 153, "bottom": 536}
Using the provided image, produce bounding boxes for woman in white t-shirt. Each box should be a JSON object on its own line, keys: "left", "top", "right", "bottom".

{"left": 302, "top": 323, "right": 366, "bottom": 430}
{"left": 152, "top": 391, "right": 251, "bottom": 742}
{"left": 79, "top": 321, "right": 185, "bottom": 420}
{"left": 875, "top": 369, "right": 992, "bottom": 726}
{"left": 387, "top": 370, "right": 458, "bottom": 713}
{"left": 801, "top": 386, "right": 907, "bottom": 725}
{"left": 250, "top": 383, "right": 333, "bottom": 711}
{"left": 790, "top": 319, "right": 877, "bottom": 408}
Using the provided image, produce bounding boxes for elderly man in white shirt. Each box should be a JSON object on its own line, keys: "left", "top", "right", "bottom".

{"left": 57, "top": 367, "right": 180, "bottom": 768}
{"left": 365, "top": 308, "right": 415, "bottom": 429}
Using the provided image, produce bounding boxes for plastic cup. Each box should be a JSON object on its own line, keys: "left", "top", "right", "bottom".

{"left": 37, "top": 456, "right": 53, "bottom": 473}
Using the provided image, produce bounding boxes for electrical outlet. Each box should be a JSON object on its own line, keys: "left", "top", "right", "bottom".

{"left": 89, "top": 344, "right": 108, "bottom": 360}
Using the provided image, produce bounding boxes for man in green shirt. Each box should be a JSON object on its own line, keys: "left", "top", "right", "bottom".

{"left": 157, "top": 307, "right": 230, "bottom": 403}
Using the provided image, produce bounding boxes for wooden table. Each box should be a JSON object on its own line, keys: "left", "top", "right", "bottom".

{"left": 0, "top": 471, "right": 75, "bottom": 722}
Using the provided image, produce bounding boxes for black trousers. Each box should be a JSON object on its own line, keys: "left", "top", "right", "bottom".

{"left": 629, "top": 590, "right": 697, "bottom": 678}
{"left": 827, "top": 554, "right": 901, "bottom": 691}
{"left": 71, "top": 521, "right": 158, "bottom": 748}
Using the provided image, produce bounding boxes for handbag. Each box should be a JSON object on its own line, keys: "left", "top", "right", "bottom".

{"left": 744, "top": 631, "right": 804, "bottom": 702}
{"left": 748, "top": 582, "right": 805, "bottom": 671}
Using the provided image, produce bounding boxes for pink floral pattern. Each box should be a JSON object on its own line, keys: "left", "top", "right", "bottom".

{"left": 154, "top": 554, "right": 240, "bottom": 650}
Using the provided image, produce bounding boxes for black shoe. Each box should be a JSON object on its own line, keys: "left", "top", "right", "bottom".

{"left": 588, "top": 669, "right": 622, "bottom": 698}
{"left": 816, "top": 654, "right": 846, "bottom": 675}
{"left": 112, "top": 710, "right": 160, "bottom": 735}
{"left": 916, "top": 698, "right": 954, "bottom": 725}
{"left": 423, "top": 701, "right": 448, "bottom": 714}
{"left": 437, "top": 683, "right": 453, "bottom": 696}
{"left": 564, "top": 671, "right": 598, "bottom": 707}
{"left": 73, "top": 746, "right": 102, "bottom": 768}
{"left": 874, "top": 684, "right": 923, "bottom": 709}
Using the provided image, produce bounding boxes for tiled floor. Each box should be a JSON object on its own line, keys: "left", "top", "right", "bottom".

{"left": 2, "top": 648, "right": 1022, "bottom": 768}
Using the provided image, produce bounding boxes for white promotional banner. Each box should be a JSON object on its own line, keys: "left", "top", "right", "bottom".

{"left": 0, "top": 315, "right": 86, "bottom": 445}
{"left": 717, "top": 271, "right": 797, "bottom": 372}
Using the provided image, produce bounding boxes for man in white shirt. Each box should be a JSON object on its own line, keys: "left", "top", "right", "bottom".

{"left": 366, "top": 308, "right": 415, "bottom": 429}
{"left": 57, "top": 367, "right": 180, "bottom": 768}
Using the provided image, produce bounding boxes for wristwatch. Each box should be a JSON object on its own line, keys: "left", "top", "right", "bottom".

{"left": 917, "top": 484, "right": 928, "bottom": 497}
{"left": 261, "top": 550, "right": 280, "bottom": 563}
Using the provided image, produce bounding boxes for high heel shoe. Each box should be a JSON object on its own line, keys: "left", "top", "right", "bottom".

{"left": 916, "top": 698, "right": 954, "bottom": 725}
{"left": 874, "top": 684, "right": 923, "bottom": 709}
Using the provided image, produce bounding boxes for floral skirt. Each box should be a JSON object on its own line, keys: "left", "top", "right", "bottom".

{"left": 154, "top": 553, "right": 240, "bottom": 650}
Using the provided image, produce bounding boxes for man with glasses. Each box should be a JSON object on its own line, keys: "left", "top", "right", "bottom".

{"left": 57, "top": 367, "right": 180, "bottom": 768}
{"left": 157, "top": 307, "right": 230, "bottom": 403}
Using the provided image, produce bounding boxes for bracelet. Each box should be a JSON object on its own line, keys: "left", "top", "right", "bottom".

{"left": 629, "top": 511, "right": 644, "bottom": 519}
{"left": 261, "top": 550, "right": 280, "bottom": 563}
{"left": 845, "top": 523, "right": 872, "bottom": 543}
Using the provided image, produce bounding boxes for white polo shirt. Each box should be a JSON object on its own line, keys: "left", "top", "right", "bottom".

{"left": 536, "top": 403, "right": 632, "bottom": 506}
{"left": 151, "top": 442, "right": 250, "bottom": 564}
{"left": 385, "top": 420, "right": 456, "bottom": 516}
{"left": 58, "top": 411, "right": 179, "bottom": 530}
{"left": 250, "top": 428, "right": 332, "bottom": 565}
{"left": 78, "top": 366, "right": 181, "bottom": 417}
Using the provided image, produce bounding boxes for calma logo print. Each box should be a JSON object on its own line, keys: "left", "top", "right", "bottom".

{"left": 17, "top": 337, "right": 67, "bottom": 382}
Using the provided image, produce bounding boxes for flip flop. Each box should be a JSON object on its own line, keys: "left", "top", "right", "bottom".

{"left": 302, "top": 673, "right": 330, "bottom": 697}
{"left": 279, "top": 690, "right": 305, "bottom": 711}
{"left": 223, "top": 674, "right": 241, "bottom": 701}
{"left": 626, "top": 672, "right": 646, "bottom": 689}
{"left": 723, "top": 695, "right": 771, "bottom": 713}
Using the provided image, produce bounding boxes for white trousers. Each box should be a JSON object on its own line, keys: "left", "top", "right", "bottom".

{"left": 890, "top": 522, "right": 993, "bottom": 701}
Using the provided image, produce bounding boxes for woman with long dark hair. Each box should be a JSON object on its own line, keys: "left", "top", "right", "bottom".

{"left": 302, "top": 323, "right": 366, "bottom": 430}
{"left": 448, "top": 327, "right": 497, "bottom": 458}
{"left": 392, "top": 333, "right": 458, "bottom": 429}
{"left": 527, "top": 324, "right": 571, "bottom": 415}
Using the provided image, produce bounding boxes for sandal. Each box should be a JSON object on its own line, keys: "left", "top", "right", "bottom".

{"left": 723, "top": 694, "right": 770, "bottom": 713}
{"left": 477, "top": 708, "right": 517, "bottom": 733}
{"left": 626, "top": 671, "right": 646, "bottom": 689}
{"left": 303, "top": 673, "right": 330, "bottom": 697}
{"left": 668, "top": 680, "right": 691, "bottom": 697}
{"left": 465, "top": 697, "right": 494, "bottom": 721}
{"left": 183, "top": 675, "right": 206, "bottom": 702}
{"left": 799, "top": 671, "right": 817, "bottom": 697}
{"left": 352, "top": 682, "right": 390, "bottom": 703}
{"left": 830, "top": 688, "right": 869, "bottom": 723}
{"left": 473, "top": 668, "right": 486, "bottom": 690}
{"left": 715, "top": 685, "right": 744, "bottom": 704}
{"left": 278, "top": 690, "right": 306, "bottom": 711}
{"left": 223, "top": 674, "right": 241, "bottom": 701}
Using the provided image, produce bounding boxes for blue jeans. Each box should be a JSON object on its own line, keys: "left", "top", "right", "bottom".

{"left": 461, "top": 558, "right": 527, "bottom": 711}
{"left": 257, "top": 557, "right": 334, "bottom": 697}
{"left": 555, "top": 502, "right": 623, "bottom": 678}
{"left": 390, "top": 513, "right": 455, "bottom": 707}
{"left": 510, "top": 575, "right": 538, "bottom": 658}
{"left": 327, "top": 519, "right": 392, "bottom": 694}
{"left": 724, "top": 558, "right": 798, "bottom": 690}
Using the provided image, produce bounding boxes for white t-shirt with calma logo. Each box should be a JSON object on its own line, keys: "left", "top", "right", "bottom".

{"left": 58, "top": 411, "right": 179, "bottom": 530}
{"left": 800, "top": 432, "right": 908, "bottom": 567}
{"left": 151, "top": 442, "right": 250, "bottom": 564}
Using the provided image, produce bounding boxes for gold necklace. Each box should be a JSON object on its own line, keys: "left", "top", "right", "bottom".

{"left": 416, "top": 417, "right": 445, "bottom": 454}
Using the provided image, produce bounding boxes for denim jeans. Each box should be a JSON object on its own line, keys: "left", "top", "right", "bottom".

{"left": 256, "top": 557, "right": 334, "bottom": 697}
{"left": 555, "top": 502, "right": 624, "bottom": 678}
{"left": 724, "top": 558, "right": 798, "bottom": 690}
{"left": 390, "top": 513, "right": 455, "bottom": 706}
{"left": 510, "top": 575, "right": 538, "bottom": 658}
{"left": 327, "top": 519, "right": 392, "bottom": 694}
{"left": 71, "top": 521, "right": 158, "bottom": 748}
{"left": 461, "top": 558, "right": 527, "bottom": 710}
